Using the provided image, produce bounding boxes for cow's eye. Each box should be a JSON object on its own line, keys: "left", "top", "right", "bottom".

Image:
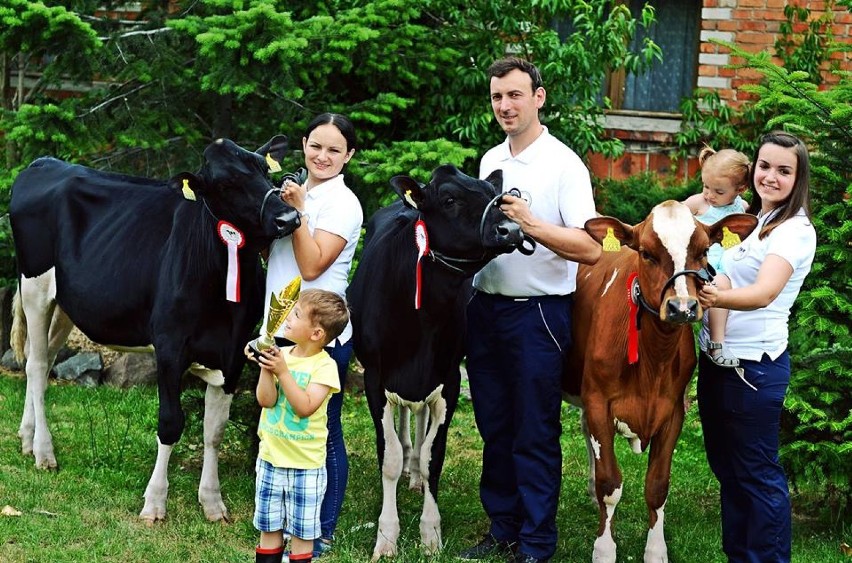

{"left": 640, "top": 250, "right": 655, "bottom": 262}
{"left": 443, "top": 197, "right": 455, "bottom": 207}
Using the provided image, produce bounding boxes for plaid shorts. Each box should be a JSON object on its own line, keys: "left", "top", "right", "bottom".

{"left": 253, "top": 458, "right": 327, "bottom": 539}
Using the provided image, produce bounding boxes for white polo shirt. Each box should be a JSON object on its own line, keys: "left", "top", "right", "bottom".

{"left": 701, "top": 208, "right": 816, "bottom": 361}
{"left": 265, "top": 174, "right": 363, "bottom": 344}
{"left": 473, "top": 126, "right": 596, "bottom": 297}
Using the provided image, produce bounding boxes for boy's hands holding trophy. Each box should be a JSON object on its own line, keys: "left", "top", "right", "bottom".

{"left": 246, "top": 276, "right": 301, "bottom": 361}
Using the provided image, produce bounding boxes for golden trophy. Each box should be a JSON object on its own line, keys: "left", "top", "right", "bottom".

{"left": 248, "top": 275, "right": 301, "bottom": 359}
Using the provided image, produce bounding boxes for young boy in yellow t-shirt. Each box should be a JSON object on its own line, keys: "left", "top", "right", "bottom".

{"left": 249, "top": 289, "right": 349, "bottom": 563}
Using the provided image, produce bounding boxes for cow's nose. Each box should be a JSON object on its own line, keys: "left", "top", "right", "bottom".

{"left": 666, "top": 297, "right": 700, "bottom": 324}
{"left": 494, "top": 220, "right": 522, "bottom": 243}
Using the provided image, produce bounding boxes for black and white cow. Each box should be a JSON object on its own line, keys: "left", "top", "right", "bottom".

{"left": 347, "top": 165, "right": 530, "bottom": 560}
{"left": 9, "top": 137, "right": 300, "bottom": 522}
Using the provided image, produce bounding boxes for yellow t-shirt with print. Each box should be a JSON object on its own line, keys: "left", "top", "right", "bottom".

{"left": 257, "top": 347, "right": 340, "bottom": 469}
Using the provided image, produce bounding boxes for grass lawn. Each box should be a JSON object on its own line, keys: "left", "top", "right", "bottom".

{"left": 0, "top": 371, "right": 845, "bottom": 562}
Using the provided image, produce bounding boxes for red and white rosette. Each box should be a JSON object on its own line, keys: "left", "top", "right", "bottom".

{"left": 626, "top": 272, "right": 640, "bottom": 364}
{"left": 414, "top": 219, "right": 429, "bottom": 310}
{"left": 217, "top": 221, "right": 245, "bottom": 302}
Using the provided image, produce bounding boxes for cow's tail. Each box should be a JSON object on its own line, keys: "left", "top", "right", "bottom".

{"left": 10, "top": 284, "right": 27, "bottom": 364}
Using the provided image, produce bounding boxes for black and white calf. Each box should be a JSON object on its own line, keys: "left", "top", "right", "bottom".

{"left": 348, "top": 165, "right": 530, "bottom": 560}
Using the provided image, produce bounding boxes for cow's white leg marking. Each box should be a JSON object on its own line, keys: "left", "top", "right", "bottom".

{"left": 17, "top": 270, "right": 72, "bottom": 469}
{"left": 188, "top": 363, "right": 225, "bottom": 387}
{"left": 614, "top": 418, "right": 643, "bottom": 454}
{"left": 372, "top": 402, "right": 403, "bottom": 561}
{"left": 140, "top": 437, "right": 173, "bottom": 522}
{"left": 398, "top": 404, "right": 412, "bottom": 481}
{"left": 198, "top": 384, "right": 232, "bottom": 522}
{"left": 652, "top": 204, "right": 696, "bottom": 300}
{"left": 601, "top": 268, "right": 619, "bottom": 297}
{"left": 409, "top": 407, "right": 427, "bottom": 491}
{"left": 379, "top": 386, "right": 447, "bottom": 556}
{"left": 644, "top": 500, "right": 668, "bottom": 562}
{"left": 418, "top": 390, "right": 446, "bottom": 554}
{"left": 581, "top": 414, "right": 597, "bottom": 503}
{"left": 593, "top": 483, "right": 622, "bottom": 563}
{"left": 589, "top": 434, "right": 602, "bottom": 460}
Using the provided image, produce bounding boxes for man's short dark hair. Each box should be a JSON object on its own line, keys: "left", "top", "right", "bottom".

{"left": 487, "top": 57, "right": 543, "bottom": 91}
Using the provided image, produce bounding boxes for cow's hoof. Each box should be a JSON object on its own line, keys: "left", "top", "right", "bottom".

{"left": 139, "top": 504, "right": 167, "bottom": 524}
{"left": 34, "top": 455, "right": 57, "bottom": 470}
{"left": 371, "top": 538, "right": 398, "bottom": 561}
{"left": 199, "top": 491, "right": 229, "bottom": 522}
{"left": 204, "top": 509, "right": 231, "bottom": 523}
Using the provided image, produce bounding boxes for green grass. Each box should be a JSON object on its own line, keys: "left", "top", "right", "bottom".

{"left": 0, "top": 372, "right": 845, "bottom": 562}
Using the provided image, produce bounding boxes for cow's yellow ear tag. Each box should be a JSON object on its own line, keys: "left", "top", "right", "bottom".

{"left": 403, "top": 189, "right": 419, "bottom": 209}
{"left": 181, "top": 178, "right": 196, "bottom": 201}
{"left": 265, "top": 153, "right": 282, "bottom": 173}
{"left": 721, "top": 226, "right": 741, "bottom": 249}
{"left": 602, "top": 227, "right": 621, "bottom": 252}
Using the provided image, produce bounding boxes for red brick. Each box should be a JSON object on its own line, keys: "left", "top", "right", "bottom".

{"left": 738, "top": 20, "right": 767, "bottom": 31}
{"left": 732, "top": 9, "right": 756, "bottom": 18}
{"left": 698, "top": 64, "right": 720, "bottom": 77}
{"left": 754, "top": 9, "right": 790, "bottom": 20}
{"left": 738, "top": 31, "right": 776, "bottom": 45}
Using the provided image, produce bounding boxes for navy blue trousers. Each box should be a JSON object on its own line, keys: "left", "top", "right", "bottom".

{"left": 320, "top": 339, "right": 351, "bottom": 542}
{"left": 697, "top": 351, "right": 792, "bottom": 563}
{"left": 466, "top": 292, "right": 572, "bottom": 560}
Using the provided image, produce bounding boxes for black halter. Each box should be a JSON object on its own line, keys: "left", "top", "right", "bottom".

{"left": 422, "top": 188, "right": 539, "bottom": 276}
{"left": 631, "top": 265, "right": 716, "bottom": 328}
{"left": 480, "top": 188, "right": 537, "bottom": 256}
{"left": 259, "top": 168, "right": 307, "bottom": 225}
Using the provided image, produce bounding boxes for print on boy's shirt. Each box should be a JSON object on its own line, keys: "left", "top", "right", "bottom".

{"left": 261, "top": 370, "right": 312, "bottom": 433}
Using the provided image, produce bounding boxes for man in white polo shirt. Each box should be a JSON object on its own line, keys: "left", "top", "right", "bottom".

{"left": 460, "top": 57, "right": 601, "bottom": 563}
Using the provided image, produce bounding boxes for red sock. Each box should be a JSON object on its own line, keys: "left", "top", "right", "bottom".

{"left": 289, "top": 552, "right": 312, "bottom": 562}
{"left": 255, "top": 546, "right": 285, "bottom": 555}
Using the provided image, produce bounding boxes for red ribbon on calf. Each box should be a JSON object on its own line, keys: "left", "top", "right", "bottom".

{"left": 626, "top": 271, "right": 640, "bottom": 364}
{"left": 217, "top": 220, "right": 245, "bottom": 302}
{"left": 414, "top": 219, "right": 429, "bottom": 310}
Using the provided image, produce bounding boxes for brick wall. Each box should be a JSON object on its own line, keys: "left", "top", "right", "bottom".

{"left": 589, "top": 1, "right": 851, "bottom": 183}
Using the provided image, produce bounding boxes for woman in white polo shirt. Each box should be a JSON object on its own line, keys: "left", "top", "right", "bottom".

{"left": 265, "top": 112, "right": 363, "bottom": 559}
{"left": 697, "top": 131, "right": 816, "bottom": 563}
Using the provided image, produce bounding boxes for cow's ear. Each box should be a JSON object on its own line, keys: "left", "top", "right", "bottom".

{"left": 257, "top": 135, "right": 289, "bottom": 173}
{"left": 484, "top": 169, "right": 503, "bottom": 192}
{"left": 584, "top": 216, "right": 636, "bottom": 251}
{"left": 390, "top": 175, "right": 425, "bottom": 210}
{"left": 169, "top": 172, "right": 204, "bottom": 200}
{"left": 705, "top": 213, "right": 758, "bottom": 248}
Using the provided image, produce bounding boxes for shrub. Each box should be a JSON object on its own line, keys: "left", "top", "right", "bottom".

{"left": 594, "top": 172, "right": 696, "bottom": 224}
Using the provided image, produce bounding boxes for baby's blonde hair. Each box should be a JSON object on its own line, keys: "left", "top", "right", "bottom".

{"left": 699, "top": 146, "right": 750, "bottom": 188}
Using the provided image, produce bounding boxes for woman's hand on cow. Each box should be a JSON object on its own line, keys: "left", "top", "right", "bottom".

{"left": 281, "top": 179, "right": 307, "bottom": 211}
{"left": 698, "top": 282, "right": 719, "bottom": 309}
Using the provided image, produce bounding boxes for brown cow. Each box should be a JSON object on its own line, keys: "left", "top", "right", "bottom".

{"left": 563, "top": 200, "right": 757, "bottom": 562}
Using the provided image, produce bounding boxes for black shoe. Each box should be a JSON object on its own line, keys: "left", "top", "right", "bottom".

{"left": 510, "top": 553, "right": 549, "bottom": 563}
{"left": 458, "top": 535, "right": 517, "bottom": 560}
